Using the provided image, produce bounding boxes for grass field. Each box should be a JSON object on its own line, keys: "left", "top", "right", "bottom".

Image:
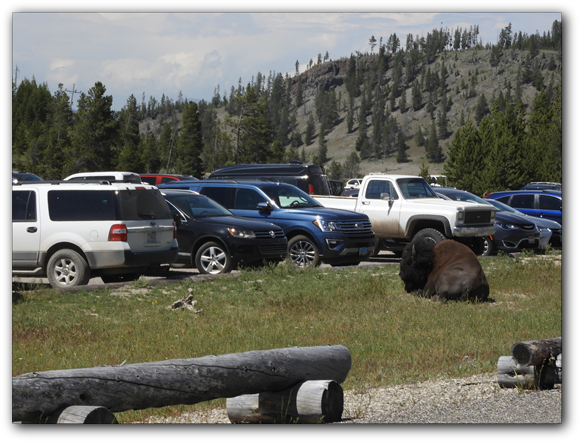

{"left": 12, "top": 250, "right": 562, "bottom": 423}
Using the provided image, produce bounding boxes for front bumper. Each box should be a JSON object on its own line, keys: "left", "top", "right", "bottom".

{"left": 320, "top": 233, "right": 376, "bottom": 261}
{"left": 453, "top": 225, "right": 497, "bottom": 237}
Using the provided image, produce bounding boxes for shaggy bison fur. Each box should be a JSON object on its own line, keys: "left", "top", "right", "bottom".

{"left": 399, "top": 238, "right": 489, "bottom": 302}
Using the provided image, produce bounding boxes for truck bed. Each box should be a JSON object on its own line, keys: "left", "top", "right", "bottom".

{"left": 314, "top": 195, "right": 358, "bottom": 212}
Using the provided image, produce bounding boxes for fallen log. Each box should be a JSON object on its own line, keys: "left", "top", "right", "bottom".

{"left": 227, "top": 380, "right": 343, "bottom": 424}
{"left": 497, "top": 355, "right": 562, "bottom": 389}
{"left": 13, "top": 345, "right": 351, "bottom": 423}
{"left": 497, "top": 356, "right": 535, "bottom": 388}
{"left": 511, "top": 337, "right": 561, "bottom": 366}
{"left": 47, "top": 406, "right": 118, "bottom": 424}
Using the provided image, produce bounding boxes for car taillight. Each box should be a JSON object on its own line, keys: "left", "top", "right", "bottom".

{"left": 308, "top": 184, "right": 314, "bottom": 194}
{"left": 109, "top": 224, "right": 127, "bottom": 241}
{"left": 173, "top": 221, "right": 177, "bottom": 238}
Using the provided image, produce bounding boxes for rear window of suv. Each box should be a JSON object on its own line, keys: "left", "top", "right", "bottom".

{"left": 48, "top": 189, "right": 171, "bottom": 221}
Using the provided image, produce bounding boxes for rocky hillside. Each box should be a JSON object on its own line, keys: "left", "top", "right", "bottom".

{"left": 141, "top": 46, "right": 561, "bottom": 179}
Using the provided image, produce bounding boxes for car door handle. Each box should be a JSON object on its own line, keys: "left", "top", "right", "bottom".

{"left": 27, "top": 227, "right": 37, "bottom": 233}
{"left": 362, "top": 201, "right": 370, "bottom": 205}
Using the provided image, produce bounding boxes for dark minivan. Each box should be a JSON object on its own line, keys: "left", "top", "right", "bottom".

{"left": 207, "top": 162, "right": 330, "bottom": 195}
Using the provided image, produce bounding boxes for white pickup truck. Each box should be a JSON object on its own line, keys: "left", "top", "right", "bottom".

{"left": 313, "top": 174, "right": 496, "bottom": 256}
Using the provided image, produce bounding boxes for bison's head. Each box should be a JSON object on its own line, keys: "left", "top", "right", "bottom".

{"left": 399, "top": 237, "right": 437, "bottom": 293}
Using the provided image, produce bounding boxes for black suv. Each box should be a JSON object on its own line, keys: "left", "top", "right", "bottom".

{"left": 207, "top": 162, "right": 330, "bottom": 195}
{"left": 162, "top": 190, "right": 287, "bottom": 274}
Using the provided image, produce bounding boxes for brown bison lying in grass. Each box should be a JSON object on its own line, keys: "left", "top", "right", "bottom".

{"left": 399, "top": 238, "right": 490, "bottom": 302}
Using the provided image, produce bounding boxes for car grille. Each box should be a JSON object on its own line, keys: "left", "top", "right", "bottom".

{"left": 259, "top": 244, "right": 288, "bottom": 255}
{"left": 336, "top": 220, "right": 374, "bottom": 234}
{"left": 464, "top": 211, "right": 492, "bottom": 225}
{"left": 254, "top": 228, "right": 285, "bottom": 239}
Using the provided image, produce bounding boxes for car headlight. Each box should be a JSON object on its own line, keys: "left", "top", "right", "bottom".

{"left": 313, "top": 218, "right": 338, "bottom": 232}
{"left": 496, "top": 222, "right": 519, "bottom": 230}
{"left": 228, "top": 228, "right": 256, "bottom": 238}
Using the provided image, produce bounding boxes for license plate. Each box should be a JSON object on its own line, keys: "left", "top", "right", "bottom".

{"left": 359, "top": 247, "right": 368, "bottom": 256}
{"left": 528, "top": 236, "right": 535, "bottom": 244}
{"left": 147, "top": 232, "right": 157, "bottom": 243}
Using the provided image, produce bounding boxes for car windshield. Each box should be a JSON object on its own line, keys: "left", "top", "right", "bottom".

{"left": 396, "top": 178, "right": 439, "bottom": 199}
{"left": 169, "top": 194, "right": 232, "bottom": 218}
{"left": 485, "top": 198, "right": 526, "bottom": 216}
{"left": 261, "top": 185, "right": 323, "bottom": 209}
{"left": 442, "top": 191, "right": 489, "bottom": 205}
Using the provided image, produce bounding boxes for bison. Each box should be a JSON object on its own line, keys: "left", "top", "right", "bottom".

{"left": 399, "top": 238, "right": 489, "bottom": 302}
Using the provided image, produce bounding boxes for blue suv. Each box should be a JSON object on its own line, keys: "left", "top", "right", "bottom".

{"left": 158, "top": 180, "right": 376, "bottom": 267}
{"left": 484, "top": 190, "right": 562, "bottom": 225}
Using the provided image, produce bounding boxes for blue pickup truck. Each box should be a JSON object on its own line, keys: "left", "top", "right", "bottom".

{"left": 158, "top": 180, "right": 376, "bottom": 267}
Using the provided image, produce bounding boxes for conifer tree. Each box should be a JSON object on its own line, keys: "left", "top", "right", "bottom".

{"left": 68, "top": 81, "right": 118, "bottom": 173}
{"left": 175, "top": 100, "right": 204, "bottom": 176}
{"left": 39, "top": 84, "right": 72, "bottom": 179}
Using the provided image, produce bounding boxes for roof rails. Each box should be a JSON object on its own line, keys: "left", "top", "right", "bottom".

{"left": 12, "top": 179, "right": 146, "bottom": 186}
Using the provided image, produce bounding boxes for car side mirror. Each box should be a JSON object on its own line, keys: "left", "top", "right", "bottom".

{"left": 380, "top": 192, "right": 394, "bottom": 206}
{"left": 257, "top": 202, "right": 272, "bottom": 213}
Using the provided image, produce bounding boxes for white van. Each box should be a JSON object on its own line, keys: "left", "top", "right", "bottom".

{"left": 63, "top": 171, "right": 142, "bottom": 184}
{"left": 12, "top": 180, "right": 178, "bottom": 288}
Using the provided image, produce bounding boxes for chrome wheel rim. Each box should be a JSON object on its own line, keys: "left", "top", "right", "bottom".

{"left": 200, "top": 246, "right": 227, "bottom": 274}
{"left": 53, "top": 258, "right": 78, "bottom": 286}
{"left": 289, "top": 240, "right": 316, "bottom": 267}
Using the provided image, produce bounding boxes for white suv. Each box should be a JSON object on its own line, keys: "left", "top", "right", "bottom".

{"left": 12, "top": 180, "right": 178, "bottom": 288}
{"left": 63, "top": 171, "right": 142, "bottom": 184}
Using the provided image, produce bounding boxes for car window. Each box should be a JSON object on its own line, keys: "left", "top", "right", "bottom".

{"left": 233, "top": 188, "right": 266, "bottom": 210}
{"left": 261, "top": 185, "right": 321, "bottom": 208}
{"left": 510, "top": 194, "right": 535, "bottom": 209}
{"left": 12, "top": 190, "right": 37, "bottom": 221}
{"left": 170, "top": 194, "right": 232, "bottom": 218}
{"left": 539, "top": 195, "right": 561, "bottom": 211}
{"left": 200, "top": 187, "right": 233, "bottom": 208}
{"left": 396, "top": 178, "right": 438, "bottom": 199}
{"left": 140, "top": 177, "right": 157, "bottom": 185}
{"left": 121, "top": 189, "right": 172, "bottom": 220}
{"left": 364, "top": 180, "right": 399, "bottom": 200}
{"left": 48, "top": 190, "right": 119, "bottom": 221}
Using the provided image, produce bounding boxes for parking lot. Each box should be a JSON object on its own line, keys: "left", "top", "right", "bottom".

{"left": 12, "top": 252, "right": 401, "bottom": 293}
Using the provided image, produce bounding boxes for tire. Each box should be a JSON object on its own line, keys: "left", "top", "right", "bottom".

{"left": 480, "top": 236, "right": 495, "bottom": 256}
{"left": 195, "top": 242, "right": 232, "bottom": 275}
{"left": 288, "top": 235, "right": 321, "bottom": 267}
{"left": 412, "top": 228, "right": 446, "bottom": 245}
{"left": 47, "top": 249, "right": 91, "bottom": 288}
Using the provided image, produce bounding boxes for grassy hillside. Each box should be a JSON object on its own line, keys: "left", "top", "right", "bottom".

{"left": 141, "top": 47, "right": 561, "bottom": 179}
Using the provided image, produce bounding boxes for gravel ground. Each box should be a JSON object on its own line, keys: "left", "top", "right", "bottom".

{"left": 143, "top": 372, "right": 561, "bottom": 424}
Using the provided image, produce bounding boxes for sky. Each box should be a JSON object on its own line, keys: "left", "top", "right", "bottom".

{"left": 10, "top": 5, "right": 564, "bottom": 112}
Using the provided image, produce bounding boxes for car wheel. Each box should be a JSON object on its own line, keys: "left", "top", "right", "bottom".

{"left": 195, "top": 242, "right": 232, "bottom": 275}
{"left": 413, "top": 228, "right": 446, "bottom": 244}
{"left": 288, "top": 235, "right": 320, "bottom": 267}
{"left": 481, "top": 236, "right": 495, "bottom": 256}
{"left": 47, "top": 249, "right": 91, "bottom": 288}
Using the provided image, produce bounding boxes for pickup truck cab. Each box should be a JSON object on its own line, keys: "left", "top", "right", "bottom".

{"left": 158, "top": 180, "right": 376, "bottom": 267}
{"left": 314, "top": 174, "right": 496, "bottom": 255}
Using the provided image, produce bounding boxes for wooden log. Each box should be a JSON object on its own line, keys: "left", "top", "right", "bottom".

{"left": 497, "top": 355, "right": 562, "bottom": 389}
{"left": 47, "top": 406, "right": 118, "bottom": 424}
{"left": 227, "top": 380, "right": 343, "bottom": 424}
{"left": 511, "top": 337, "right": 561, "bottom": 366}
{"left": 497, "top": 356, "right": 535, "bottom": 388}
{"left": 13, "top": 345, "right": 351, "bottom": 423}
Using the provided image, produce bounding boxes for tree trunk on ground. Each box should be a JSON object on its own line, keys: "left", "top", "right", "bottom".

{"left": 12, "top": 345, "right": 351, "bottom": 423}
{"left": 511, "top": 337, "right": 561, "bottom": 366}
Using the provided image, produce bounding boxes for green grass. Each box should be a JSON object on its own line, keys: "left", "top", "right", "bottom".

{"left": 12, "top": 252, "right": 561, "bottom": 423}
